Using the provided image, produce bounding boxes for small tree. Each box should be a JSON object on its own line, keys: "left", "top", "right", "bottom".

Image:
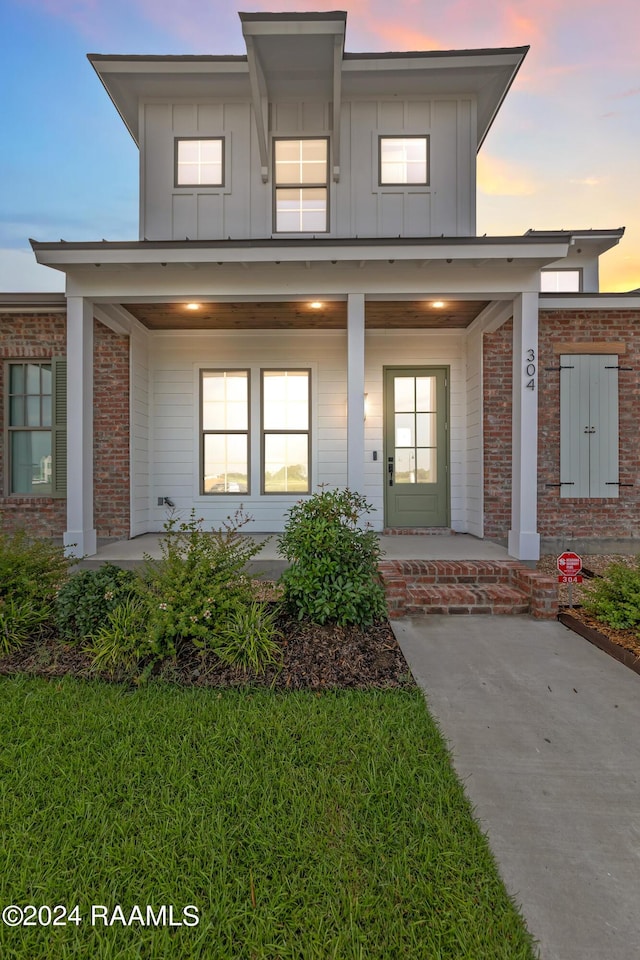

{"left": 278, "top": 488, "right": 387, "bottom": 626}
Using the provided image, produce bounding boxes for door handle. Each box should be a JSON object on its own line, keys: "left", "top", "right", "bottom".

{"left": 584, "top": 427, "right": 596, "bottom": 434}
{"left": 387, "top": 457, "right": 394, "bottom": 486}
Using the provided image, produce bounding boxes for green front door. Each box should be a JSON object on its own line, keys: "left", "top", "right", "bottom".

{"left": 384, "top": 367, "right": 449, "bottom": 527}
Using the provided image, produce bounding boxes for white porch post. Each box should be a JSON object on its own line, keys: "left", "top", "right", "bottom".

{"left": 64, "top": 296, "right": 97, "bottom": 557}
{"left": 347, "top": 293, "right": 365, "bottom": 491}
{"left": 508, "top": 291, "right": 540, "bottom": 560}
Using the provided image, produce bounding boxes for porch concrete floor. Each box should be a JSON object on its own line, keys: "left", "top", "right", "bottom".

{"left": 89, "top": 533, "right": 511, "bottom": 563}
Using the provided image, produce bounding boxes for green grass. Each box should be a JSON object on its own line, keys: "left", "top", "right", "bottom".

{"left": 0, "top": 679, "right": 538, "bottom": 959}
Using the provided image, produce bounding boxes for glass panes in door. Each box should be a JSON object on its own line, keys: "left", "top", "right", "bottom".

{"left": 394, "top": 376, "right": 437, "bottom": 484}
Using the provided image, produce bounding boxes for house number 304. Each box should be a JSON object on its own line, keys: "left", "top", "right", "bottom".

{"left": 525, "top": 348, "right": 536, "bottom": 390}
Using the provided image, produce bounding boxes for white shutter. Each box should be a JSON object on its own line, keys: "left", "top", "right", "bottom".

{"left": 589, "top": 355, "right": 618, "bottom": 498}
{"left": 560, "top": 355, "right": 589, "bottom": 497}
{"left": 560, "top": 354, "right": 619, "bottom": 498}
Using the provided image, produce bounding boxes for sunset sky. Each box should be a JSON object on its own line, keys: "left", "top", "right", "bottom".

{"left": 1, "top": 0, "right": 638, "bottom": 291}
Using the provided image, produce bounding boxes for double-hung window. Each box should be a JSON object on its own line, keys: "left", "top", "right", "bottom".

{"left": 262, "top": 370, "right": 310, "bottom": 493}
{"left": 175, "top": 138, "right": 224, "bottom": 187}
{"left": 201, "top": 370, "right": 249, "bottom": 494}
{"left": 379, "top": 136, "right": 429, "bottom": 185}
{"left": 6, "top": 360, "right": 66, "bottom": 496}
{"left": 200, "top": 369, "right": 310, "bottom": 495}
{"left": 274, "top": 139, "right": 328, "bottom": 233}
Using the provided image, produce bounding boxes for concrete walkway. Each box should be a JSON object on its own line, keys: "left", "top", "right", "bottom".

{"left": 392, "top": 616, "right": 640, "bottom": 960}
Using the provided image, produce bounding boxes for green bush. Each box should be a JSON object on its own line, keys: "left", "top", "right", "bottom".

{"left": 141, "top": 510, "right": 275, "bottom": 667}
{"left": 278, "top": 488, "right": 387, "bottom": 626}
{"left": 0, "top": 529, "right": 69, "bottom": 650}
{"left": 56, "top": 563, "right": 140, "bottom": 641}
{"left": 583, "top": 559, "right": 640, "bottom": 634}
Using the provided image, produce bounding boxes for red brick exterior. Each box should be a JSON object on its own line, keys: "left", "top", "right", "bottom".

{"left": 0, "top": 312, "right": 130, "bottom": 540}
{"left": 483, "top": 309, "right": 640, "bottom": 543}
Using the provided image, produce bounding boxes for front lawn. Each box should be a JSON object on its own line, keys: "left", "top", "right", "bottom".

{"left": 0, "top": 679, "right": 538, "bottom": 959}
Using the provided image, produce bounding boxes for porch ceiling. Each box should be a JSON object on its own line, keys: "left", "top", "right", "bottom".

{"left": 124, "top": 299, "right": 491, "bottom": 330}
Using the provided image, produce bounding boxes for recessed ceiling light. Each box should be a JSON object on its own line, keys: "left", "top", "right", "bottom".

{"left": 310, "top": 301, "right": 323, "bottom": 309}
{"left": 432, "top": 300, "right": 445, "bottom": 308}
{"left": 186, "top": 303, "right": 200, "bottom": 310}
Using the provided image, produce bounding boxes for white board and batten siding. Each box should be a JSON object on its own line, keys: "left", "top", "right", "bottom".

{"left": 144, "top": 329, "right": 474, "bottom": 533}
{"left": 560, "top": 354, "right": 619, "bottom": 498}
{"left": 140, "top": 96, "right": 477, "bottom": 242}
{"left": 148, "top": 331, "right": 348, "bottom": 532}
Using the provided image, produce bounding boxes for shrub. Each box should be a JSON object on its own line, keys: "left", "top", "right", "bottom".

{"left": 212, "top": 599, "right": 282, "bottom": 673}
{"left": 142, "top": 510, "right": 272, "bottom": 663}
{"left": 278, "top": 487, "right": 387, "bottom": 626}
{"left": 56, "top": 563, "right": 140, "bottom": 641}
{"left": 583, "top": 559, "right": 640, "bottom": 634}
{"left": 88, "top": 597, "right": 150, "bottom": 672}
{"left": 0, "top": 529, "right": 69, "bottom": 649}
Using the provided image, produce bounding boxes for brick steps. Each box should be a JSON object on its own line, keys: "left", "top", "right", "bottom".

{"left": 379, "top": 560, "right": 558, "bottom": 619}
{"left": 405, "top": 583, "right": 530, "bottom": 616}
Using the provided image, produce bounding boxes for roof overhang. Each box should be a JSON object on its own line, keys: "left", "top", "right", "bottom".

{"left": 526, "top": 228, "right": 625, "bottom": 259}
{"left": 0, "top": 293, "right": 66, "bottom": 312}
{"left": 31, "top": 235, "right": 571, "bottom": 271}
{"left": 89, "top": 12, "right": 526, "bottom": 156}
{"left": 88, "top": 55, "right": 251, "bottom": 145}
{"left": 240, "top": 13, "right": 346, "bottom": 181}
{"left": 342, "top": 46, "right": 529, "bottom": 149}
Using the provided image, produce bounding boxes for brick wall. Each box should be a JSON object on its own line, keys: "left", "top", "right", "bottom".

{"left": 0, "top": 312, "right": 130, "bottom": 540}
{"left": 483, "top": 309, "right": 640, "bottom": 543}
{"left": 483, "top": 318, "right": 513, "bottom": 540}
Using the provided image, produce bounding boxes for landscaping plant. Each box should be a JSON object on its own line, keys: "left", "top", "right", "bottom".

{"left": 0, "top": 528, "right": 69, "bottom": 652}
{"left": 278, "top": 487, "right": 387, "bottom": 626}
{"left": 55, "top": 562, "right": 140, "bottom": 641}
{"left": 583, "top": 558, "right": 640, "bottom": 634}
{"left": 135, "top": 509, "right": 280, "bottom": 672}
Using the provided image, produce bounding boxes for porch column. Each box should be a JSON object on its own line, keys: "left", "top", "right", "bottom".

{"left": 508, "top": 291, "right": 540, "bottom": 561}
{"left": 64, "top": 296, "right": 97, "bottom": 557}
{"left": 347, "top": 293, "right": 365, "bottom": 492}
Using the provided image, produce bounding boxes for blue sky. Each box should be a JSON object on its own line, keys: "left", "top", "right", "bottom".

{"left": 1, "top": 0, "right": 639, "bottom": 291}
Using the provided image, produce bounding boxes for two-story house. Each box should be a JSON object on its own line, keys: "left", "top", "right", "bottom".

{"left": 2, "top": 11, "right": 639, "bottom": 560}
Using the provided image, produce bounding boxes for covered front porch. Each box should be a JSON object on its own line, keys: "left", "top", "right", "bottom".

{"left": 82, "top": 530, "right": 511, "bottom": 567}
{"left": 32, "top": 234, "right": 571, "bottom": 563}
{"left": 78, "top": 531, "right": 558, "bottom": 619}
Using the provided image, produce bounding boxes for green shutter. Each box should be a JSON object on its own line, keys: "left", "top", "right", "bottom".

{"left": 52, "top": 357, "right": 67, "bottom": 497}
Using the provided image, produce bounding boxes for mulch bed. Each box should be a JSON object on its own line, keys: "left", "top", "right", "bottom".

{"left": 0, "top": 613, "right": 415, "bottom": 691}
{"left": 537, "top": 554, "right": 640, "bottom": 674}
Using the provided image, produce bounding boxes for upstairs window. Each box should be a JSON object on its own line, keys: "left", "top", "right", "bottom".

{"left": 379, "top": 136, "right": 429, "bottom": 185}
{"left": 175, "top": 138, "right": 224, "bottom": 187}
{"left": 274, "top": 139, "right": 328, "bottom": 233}
{"left": 540, "top": 269, "right": 582, "bottom": 293}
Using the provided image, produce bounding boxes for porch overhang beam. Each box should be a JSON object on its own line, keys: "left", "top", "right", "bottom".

{"left": 31, "top": 238, "right": 571, "bottom": 269}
